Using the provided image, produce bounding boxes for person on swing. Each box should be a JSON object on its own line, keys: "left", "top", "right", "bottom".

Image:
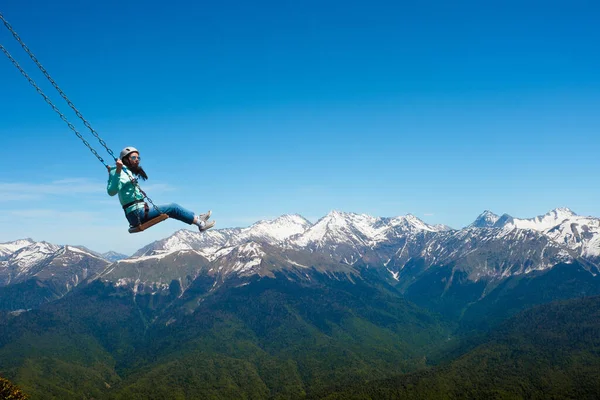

{"left": 107, "top": 146, "right": 215, "bottom": 232}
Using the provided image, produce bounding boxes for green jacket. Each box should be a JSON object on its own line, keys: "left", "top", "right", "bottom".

{"left": 107, "top": 167, "right": 144, "bottom": 214}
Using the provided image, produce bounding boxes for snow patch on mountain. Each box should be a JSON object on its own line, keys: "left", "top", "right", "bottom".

{"left": 162, "top": 234, "right": 195, "bottom": 252}
{"left": 228, "top": 242, "right": 265, "bottom": 274}
{"left": 0, "top": 238, "right": 35, "bottom": 259}
{"left": 292, "top": 211, "right": 376, "bottom": 247}
{"left": 399, "top": 214, "right": 444, "bottom": 233}
{"left": 63, "top": 245, "right": 105, "bottom": 260}
{"left": 508, "top": 207, "right": 577, "bottom": 232}
{"left": 212, "top": 246, "right": 236, "bottom": 260}
{"left": 401, "top": 224, "right": 577, "bottom": 281}
{"left": 584, "top": 235, "right": 600, "bottom": 258}
{"left": 204, "top": 241, "right": 268, "bottom": 278}
{"left": 132, "top": 228, "right": 233, "bottom": 259}
{"left": 233, "top": 258, "right": 262, "bottom": 274}
{"left": 11, "top": 242, "right": 61, "bottom": 277}
{"left": 118, "top": 252, "right": 173, "bottom": 263}
{"left": 234, "top": 214, "right": 312, "bottom": 244}
{"left": 542, "top": 216, "right": 600, "bottom": 258}
{"left": 484, "top": 208, "right": 600, "bottom": 262}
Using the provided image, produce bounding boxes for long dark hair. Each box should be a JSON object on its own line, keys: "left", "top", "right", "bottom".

{"left": 123, "top": 155, "right": 148, "bottom": 181}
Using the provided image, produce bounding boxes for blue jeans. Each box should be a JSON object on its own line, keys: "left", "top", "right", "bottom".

{"left": 126, "top": 203, "right": 195, "bottom": 227}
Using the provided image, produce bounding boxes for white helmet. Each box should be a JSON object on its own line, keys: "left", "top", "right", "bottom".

{"left": 120, "top": 146, "right": 139, "bottom": 159}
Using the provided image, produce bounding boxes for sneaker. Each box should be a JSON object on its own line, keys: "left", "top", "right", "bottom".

{"left": 198, "top": 210, "right": 212, "bottom": 222}
{"left": 199, "top": 220, "right": 216, "bottom": 232}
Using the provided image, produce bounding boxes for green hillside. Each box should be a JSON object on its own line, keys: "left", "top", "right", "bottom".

{"left": 315, "top": 295, "right": 600, "bottom": 399}
{"left": 0, "top": 272, "right": 450, "bottom": 399}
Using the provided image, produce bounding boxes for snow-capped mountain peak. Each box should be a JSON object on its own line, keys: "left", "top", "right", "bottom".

{"left": 102, "top": 251, "right": 128, "bottom": 262}
{"left": 3, "top": 207, "right": 600, "bottom": 311}
{"left": 61, "top": 245, "right": 105, "bottom": 261}
{"left": 509, "top": 208, "right": 578, "bottom": 232}
{"left": 131, "top": 214, "right": 312, "bottom": 262}
{"left": 290, "top": 211, "right": 443, "bottom": 258}
{"left": 390, "top": 214, "right": 445, "bottom": 233}
{"left": 159, "top": 230, "right": 197, "bottom": 252}
{"left": 470, "top": 210, "right": 500, "bottom": 228}
{"left": 291, "top": 211, "right": 379, "bottom": 248}
{"left": 131, "top": 228, "right": 233, "bottom": 259}
{"left": 236, "top": 214, "right": 312, "bottom": 244}
{"left": 11, "top": 241, "right": 61, "bottom": 275}
{"left": 0, "top": 240, "right": 109, "bottom": 289}
{"left": 552, "top": 207, "right": 576, "bottom": 217}
{"left": 0, "top": 238, "right": 36, "bottom": 259}
{"left": 131, "top": 211, "right": 448, "bottom": 264}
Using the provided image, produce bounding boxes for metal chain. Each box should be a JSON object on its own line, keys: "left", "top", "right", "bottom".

{"left": 0, "top": 44, "right": 109, "bottom": 166}
{"left": 0, "top": 13, "right": 164, "bottom": 226}
{"left": 1, "top": 44, "right": 159, "bottom": 225}
{"left": 0, "top": 12, "right": 117, "bottom": 162}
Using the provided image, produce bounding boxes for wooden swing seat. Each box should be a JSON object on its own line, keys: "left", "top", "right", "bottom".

{"left": 128, "top": 214, "right": 169, "bottom": 233}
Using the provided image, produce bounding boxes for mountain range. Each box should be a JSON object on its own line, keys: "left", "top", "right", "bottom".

{"left": 1, "top": 207, "right": 600, "bottom": 399}
{"left": 1, "top": 207, "right": 599, "bottom": 311}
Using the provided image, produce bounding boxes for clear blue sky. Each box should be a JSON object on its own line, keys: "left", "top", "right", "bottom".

{"left": 1, "top": 0, "right": 599, "bottom": 254}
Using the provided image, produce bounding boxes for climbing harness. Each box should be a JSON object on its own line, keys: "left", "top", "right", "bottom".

{"left": 0, "top": 12, "right": 168, "bottom": 233}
